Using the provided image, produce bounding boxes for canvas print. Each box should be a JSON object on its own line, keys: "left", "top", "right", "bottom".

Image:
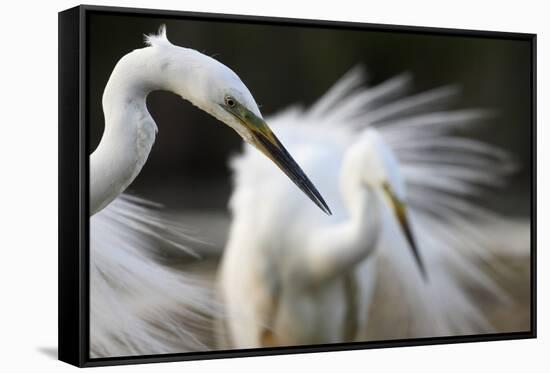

{"left": 86, "top": 11, "right": 532, "bottom": 359}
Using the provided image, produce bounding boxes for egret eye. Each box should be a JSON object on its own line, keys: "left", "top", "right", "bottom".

{"left": 225, "top": 96, "right": 236, "bottom": 108}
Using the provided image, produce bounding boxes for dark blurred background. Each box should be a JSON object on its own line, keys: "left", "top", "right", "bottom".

{"left": 87, "top": 12, "right": 532, "bottom": 215}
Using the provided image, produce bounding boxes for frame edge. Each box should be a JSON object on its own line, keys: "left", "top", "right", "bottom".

{"left": 58, "top": 5, "right": 85, "bottom": 367}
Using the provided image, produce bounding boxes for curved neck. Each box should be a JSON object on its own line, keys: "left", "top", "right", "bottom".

{"left": 340, "top": 184, "right": 382, "bottom": 259}
{"left": 305, "top": 143, "right": 384, "bottom": 282}
{"left": 301, "top": 182, "right": 381, "bottom": 285}
{"left": 90, "top": 47, "right": 180, "bottom": 215}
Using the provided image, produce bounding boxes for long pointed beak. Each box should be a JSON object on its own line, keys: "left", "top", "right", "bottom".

{"left": 226, "top": 103, "right": 331, "bottom": 215}
{"left": 252, "top": 124, "right": 332, "bottom": 215}
{"left": 382, "top": 183, "right": 427, "bottom": 279}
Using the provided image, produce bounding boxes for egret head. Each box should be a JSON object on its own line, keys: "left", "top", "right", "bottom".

{"left": 351, "top": 129, "right": 427, "bottom": 278}
{"left": 146, "top": 26, "right": 331, "bottom": 215}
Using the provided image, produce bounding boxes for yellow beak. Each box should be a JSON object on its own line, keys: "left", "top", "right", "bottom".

{"left": 382, "top": 182, "right": 427, "bottom": 279}
{"left": 222, "top": 101, "right": 331, "bottom": 215}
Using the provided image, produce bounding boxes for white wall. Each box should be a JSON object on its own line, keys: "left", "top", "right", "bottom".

{"left": 0, "top": 0, "right": 545, "bottom": 372}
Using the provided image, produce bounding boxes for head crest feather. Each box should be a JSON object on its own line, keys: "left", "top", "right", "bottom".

{"left": 144, "top": 25, "right": 171, "bottom": 47}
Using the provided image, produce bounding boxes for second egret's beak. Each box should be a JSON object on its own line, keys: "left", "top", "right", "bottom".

{"left": 381, "top": 183, "right": 427, "bottom": 279}
{"left": 222, "top": 101, "right": 332, "bottom": 215}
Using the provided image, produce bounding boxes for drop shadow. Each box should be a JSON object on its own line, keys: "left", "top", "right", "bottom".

{"left": 37, "top": 346, "right": 58, "bottom": 360}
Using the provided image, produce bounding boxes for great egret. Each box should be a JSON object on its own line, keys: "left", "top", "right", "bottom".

{"left": 89, "top": 26, "right": 329, "bottom": 357}
{"left": 219, "top": 67, "right": 527, "bottom": 348}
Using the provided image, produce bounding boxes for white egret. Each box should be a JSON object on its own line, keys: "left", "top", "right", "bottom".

{"left": 219, "top": 67, "right": 527, "bottom": 348}
{"left": 89, "top": 26, "right": 330, "bottom": 357}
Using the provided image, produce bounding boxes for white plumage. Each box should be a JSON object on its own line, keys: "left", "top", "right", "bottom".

{"left": 219, "top": 66, "right": 528, "bottom": 348}
{"left": 90, "top": 195, "right": 217, "bottom": 357}
{"left": 89, "top": 26, "right": 330, "bottom": 357}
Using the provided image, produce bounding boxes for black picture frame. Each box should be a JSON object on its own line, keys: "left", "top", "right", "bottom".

{"left": 58, "top": 4, "right": 537, "bottom": 368}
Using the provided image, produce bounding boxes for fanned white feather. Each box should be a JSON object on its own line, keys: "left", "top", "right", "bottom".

{"left": 226, "top": 66, "right": 529, "bottom": 341}
{"left": 90, "top": 195, "right": 219, "bottom": 357}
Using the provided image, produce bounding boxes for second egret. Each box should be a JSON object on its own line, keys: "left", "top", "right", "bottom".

{"left": 219, "top": 67, "right": 522, "bottom": 348}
